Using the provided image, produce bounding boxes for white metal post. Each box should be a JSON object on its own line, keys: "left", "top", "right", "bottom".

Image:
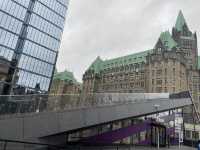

{"left": 157, "top": 129, "right": 160, "bottom": 149}
{"left": 179, "top": 131, "right": 181, "bottom": 149}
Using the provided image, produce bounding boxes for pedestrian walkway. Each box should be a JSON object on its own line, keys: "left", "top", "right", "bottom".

{"left": 130, "top": 146, "right": 195, "bottom": 150}
{"left": 78, "top": 145, "right": 195, "bottom": 150}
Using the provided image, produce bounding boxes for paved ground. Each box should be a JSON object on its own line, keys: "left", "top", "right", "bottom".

{"left": 129, "top": 146, "right": 195, "bottom": 150}
{"left": 79, "top": 146, "right": 196, "bottom": 150}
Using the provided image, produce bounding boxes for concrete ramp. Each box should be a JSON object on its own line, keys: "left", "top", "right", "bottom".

{"left": 0, "top": 92, "right": 193, "bottom": 141}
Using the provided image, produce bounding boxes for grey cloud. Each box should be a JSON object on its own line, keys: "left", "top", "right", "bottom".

{"left": 57, "top": 0, "right": 200, "bottom": 82}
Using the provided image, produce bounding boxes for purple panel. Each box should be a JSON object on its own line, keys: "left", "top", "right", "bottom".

{"left": 81, "top": 121, "right": 151, "bottom": 144}
{"left": 170, "top": 138, "right": 179, "bottom": 145}
{"left": 167, "top": 127, "right": 175, "bottom": 135}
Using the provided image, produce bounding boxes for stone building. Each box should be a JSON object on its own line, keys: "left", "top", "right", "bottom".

{"left": 82, "top": 11, "right": 200, "bottom": 113}
{"left": 50, "top": 70, "right": 81, "bottom": 95}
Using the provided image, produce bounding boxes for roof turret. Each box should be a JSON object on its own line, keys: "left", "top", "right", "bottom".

{"left": 175, "top": 10, "right": 188, "bottom": 31}
{"left": 158, "top": 31, "right": 177, "bottom": 50}
{"left": 53, "top": 70, "right": 77, "bottom": 83}
{"left": 88, "top": 56, "right": 103, "bottom": 74}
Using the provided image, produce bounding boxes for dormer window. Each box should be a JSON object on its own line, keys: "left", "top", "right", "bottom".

{"left": 158, "top": 48, "right": 162, "bottom": 52}
{"left": 164, "top": 41, "right": 168, "bottom": 46}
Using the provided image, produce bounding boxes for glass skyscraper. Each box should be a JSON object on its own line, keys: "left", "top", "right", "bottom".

{"left": 0, "top": 0, "right": 68, "bottom": 94}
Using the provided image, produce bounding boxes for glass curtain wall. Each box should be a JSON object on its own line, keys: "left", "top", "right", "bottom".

{"left": 0, "top": 0, "right": 68, "bottom": 94}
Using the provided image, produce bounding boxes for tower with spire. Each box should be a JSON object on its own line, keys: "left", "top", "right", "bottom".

{"left": 172, "top": 10, "right": 198, "bottom": 69}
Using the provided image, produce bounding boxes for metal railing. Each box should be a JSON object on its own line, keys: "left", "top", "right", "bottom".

{"left": 0, "top": 92, "right": 191, "bottom": 116}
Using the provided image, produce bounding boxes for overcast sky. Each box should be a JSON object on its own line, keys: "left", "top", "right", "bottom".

{"left": 57, "top": 0, "right": 200, "bottom": 82}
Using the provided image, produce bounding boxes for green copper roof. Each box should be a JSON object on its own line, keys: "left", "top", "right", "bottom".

{"left": 88, "top": 56, "right": 103, "bottom": 74}
{"left": 53, "top": 70, "right": 77, "bottom": 83}
{"left": 103, "top": 50, "right": 152, "bottom": 68}
{"left": 87, "top": 50, "right": 152, "bottom": 74}
{"left": 159, "top": 31, "right": 177, "bottom": 50}
{"left": 175, "top": 10, "right": 187, "bottom": 31}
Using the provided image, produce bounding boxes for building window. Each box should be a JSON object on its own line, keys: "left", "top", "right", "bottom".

{"left": 156, "top": 70, "right": 162, "bottom": 76}
{"left": 164, "top": 41, "right": 168, "bottom": 46}
{"left": 165, "top": 79, "right": 167, "bottom": 84}
{"left": 141, "top": 82, "right": 144, "bottom": 87}
{"left": 185, "top": 130, "right": 191, "bottom": 139}
{"left": 152, "top": 70, "right": 155, "bottom": 76}
{"left": 192, "top": 131, "right": 199, "bottom": 140}
{"left": 156, "top": 87, "right": 162, "bottom": 92}
{"left": 156, "top": 80, "right": 162, "bottom": 85}
{"left": 130, "top": 83, "right": 133, "bottom": 87}
{"left": 173, "top": 68, "right": 175, "bottom": 76}
{"left": 165, "top": 68, "right": 167, "bottom": 76}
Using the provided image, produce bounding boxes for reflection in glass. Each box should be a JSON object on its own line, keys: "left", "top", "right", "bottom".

{"left": 0, "top": 0, "right": 68, "bottom": 94}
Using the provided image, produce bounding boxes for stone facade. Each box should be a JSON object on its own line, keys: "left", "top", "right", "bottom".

{"left": 146, "top": 51, "right": 188, "bottom": 93}
{"left": 82, "top": 11, "right": 200, "bottom": 114}
{"left": 50, "top": 70, "right": 81, "bottom": 95}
